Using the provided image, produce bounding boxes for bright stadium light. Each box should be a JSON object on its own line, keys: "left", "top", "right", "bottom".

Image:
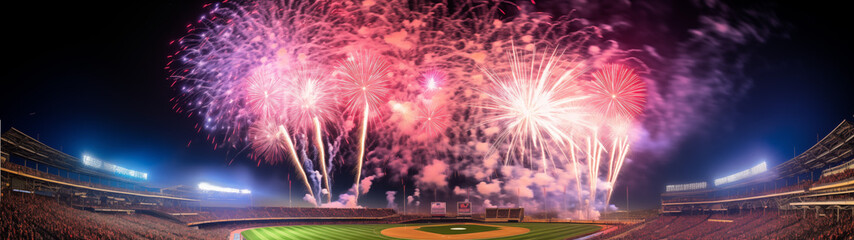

{"left": 666, "top": 182, "right": 707, "bottom": 192}
{"left": 198, "top": 182, "right": 251, "bottom": 194}
{"left": 714, "top": 161, "right": 767, "bottom": 186}
{"left": 82, "top": 154, "right": 147, "bottom": 180}
{"left": 82, "top": 154, "right": 103, "bottom": 168}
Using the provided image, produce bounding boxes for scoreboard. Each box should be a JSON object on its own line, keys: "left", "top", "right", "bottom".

{"left": 457, "top": 202, "right": 472, "bottom": 216}
{"left": 431, "top": 202, "right": 446, "bottom": 216}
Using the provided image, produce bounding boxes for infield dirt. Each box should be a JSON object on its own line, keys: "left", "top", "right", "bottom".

{"left": 380, "top": 223, "right": 530, "bottom": 240}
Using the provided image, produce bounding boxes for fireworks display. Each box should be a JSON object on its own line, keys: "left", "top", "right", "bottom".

{"left": 165, "top": 0, "right": 761, "bottom": 219}
{"left": 480, "top": 46, "right": 588, "bottom": 170}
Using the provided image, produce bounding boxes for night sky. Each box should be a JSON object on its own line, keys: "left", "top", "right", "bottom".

{"left": 1, "top": 0, "right": 852, "bottom": 210}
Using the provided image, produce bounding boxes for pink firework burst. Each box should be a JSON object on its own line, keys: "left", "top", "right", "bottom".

{"left": 245, "top": 68, "right": 288, "bottom": 119}
{"left": 588, "top": 64, "right": 647, "bottom": 121}
{"left": 417, "top": 102, "right": 450, "bottom": 137}
{"left": 420, "top": 69, "right": 446, "bottom": 93}
{"left": 337, "top": 51, "right": 392, "bottom": 115}
{"left": 248, "top": 118, "right": 286, "bottom": 164}
{"left": 287, "top": 67, "right": 338, "bottom": 130}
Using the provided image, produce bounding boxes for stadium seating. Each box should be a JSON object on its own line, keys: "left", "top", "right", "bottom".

{"left": 814, "top": 168, "right": 854, "bottom": 186}
{"left": 169, "top": 206, "right": 398, "bottom": 224}
{"left": 0, "top": 191, "right": 227, "bottom": 239}
{"left": 3, "top": 163, "right": 172, "bottom": 198}
{"left": 608, "top": 211, "right": 854, "bottom": 240}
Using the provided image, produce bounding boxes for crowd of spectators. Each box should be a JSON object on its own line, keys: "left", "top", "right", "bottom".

{"left": 613, "top": 214, "right": 708, "bottom": 239}
{"left": 587, "top": 223, "right": 642, "bottom": 240}
{"left": 169, "top": 206, "right": 398, "bottom": 223}
{"left": 814, "top": 168, "right": 854, "bottom": 186}
{"left": 608, "top": 211, "right": 854, "bottom": 240}
{"left": 662, "top": 181, "right": 812, "bottom": 204}
{"left": 1, "top": 191, "right": 228, "bottom": 239}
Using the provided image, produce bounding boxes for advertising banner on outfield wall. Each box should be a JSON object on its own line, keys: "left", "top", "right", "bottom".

{"left": 431, "top": 202, "right": 446, "bottom": 216}
{"left": 457, "top": 202, "right": 472, "bottom": 216}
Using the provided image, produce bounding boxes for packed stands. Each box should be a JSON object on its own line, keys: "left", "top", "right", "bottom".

{"left": 814, "top": 168, "right": 854, "bottom": 186}
{"left": 173, "top": 206, "right": 398, "bottom": 225}
{"left": 1, "top": 191, "right": 227, "bottom": 240}
{"left": 1, "top": 127, "right": 408, "bottom": 239}
{"left": 587, "top": 223, "right": 642, "bottom": 240}
{"left": 3, "top": 162, "right": 188, "bottom": 201}
{"left": 606, "top": 211, "right": 854, "bottom": 240}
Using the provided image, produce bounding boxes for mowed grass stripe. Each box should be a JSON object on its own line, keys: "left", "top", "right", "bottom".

{"left": 292, "top": 225, "right": 324, "bottom": 240}
{"left": 268, "top": 226, "right": 304, "bottom": 240}
{"left": 259, "top": 225, "right": 385, "bottom": 240}
{"left": 294, "top": 225, "right": 328, "bottom": 239}
{"left": 490, "top": 223, "right": 600, "bottom": 240}
{"left": 245, "top": 227, "right": 274, "bottom": 240}
{"left": 241, "top": 229, "right": 263, "bottom": 240}
{"left": 312, "top": 225, "right": 362, "bottom": 239}
{"left": 245, "top": 227, "right": 271, "bottom": 240}
{"left": 345, "top": 225, "right": 389, "bottom": 239}
{"left": 321, "top": 226, "right": 357, "bottom": 240}
{"left": 309, "top": 225, "right": 363, "bottom": 240}
{"left": 260, "top": 226, "right": 288, "bottom": 240}
{"left": 242, "top": 223, "right": 601, "bottom": 240}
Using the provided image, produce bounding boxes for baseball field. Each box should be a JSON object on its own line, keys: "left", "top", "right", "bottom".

{"left": 240, "top": 222, "right": 602, "bottom": 240}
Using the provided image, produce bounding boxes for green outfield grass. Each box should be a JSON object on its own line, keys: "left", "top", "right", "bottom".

{"left": 241, "top": 223, "right": 601, "bottom": 240}
{"left": 415, "top": 224, "right": 499, "bottom": 235}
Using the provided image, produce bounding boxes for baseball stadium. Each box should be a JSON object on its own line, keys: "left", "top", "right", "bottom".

{"left": 2, "top": 0, "right": 854, "bottom": 239}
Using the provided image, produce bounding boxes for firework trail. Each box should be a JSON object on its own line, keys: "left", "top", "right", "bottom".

{"left": 313, "top": 117, "right": 330, "bottom": 203}
{"left": 279, "top": 125, "right": 315, "bottom": 199}
{"left": 337, "top": 51, "right": 392, "bottom": 202}
{"left": 287, "top": 66, "right": 337, "bottom": 203}
{"left": 588, "top": 64, "right": 646, "bottom": 211}
{"left": 164, "top": 0, "right": 714, "bottom": 217}
{"left": 247, "top": 119, "right": 315, "bottom": 199}
{"left": 585, "top": 130, "right": 604, "bottom": 217}
{"left": 249, "top": 119, "right": 287, "bottom": 164}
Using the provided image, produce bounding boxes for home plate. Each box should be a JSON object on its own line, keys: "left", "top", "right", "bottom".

{"left": 450, "top": 228, "right": 466, "bottom": 231}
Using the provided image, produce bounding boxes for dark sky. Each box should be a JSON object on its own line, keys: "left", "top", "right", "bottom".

{"left": 1, "top": 0, "right": 852, "bottom": 210}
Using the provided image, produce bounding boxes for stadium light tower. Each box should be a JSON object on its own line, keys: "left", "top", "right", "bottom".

{"left": 198, "top": 182, "right": 251, "bottom": 194}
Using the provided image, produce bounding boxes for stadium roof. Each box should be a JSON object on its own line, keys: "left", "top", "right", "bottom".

{"left": 1, "top": 127, "right": 147, "bottom": 184}
{"left": 773, "top": 120, "right": 854, "bottom": 177}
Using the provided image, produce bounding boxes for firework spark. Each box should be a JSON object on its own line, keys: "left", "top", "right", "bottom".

{"left": 337, "top": 51, "right": 391, "bottom": 202}
{"left": 588, "top": 64, "right": 646, "bottom": 213}
{"left": 169, "top": 0, "right": 660, "bottom": 217}
{"left": 287, "top": 67, "right": 338, "bottom": 130}
{"left": 588, "top": 64, "right": 647, "bottom": 122}
{"left": 420, "top": 70, "right": 446, "bottom": 93}
{"left": 416, "top": 102, "right": 450, "bottom": 137}
{"left": 338, "top": 52, "right": 392, "bottom": 115}
{"left": 246, "top": 68, "right": 288, "bottom": 119}
{"left": 481, "top": 46, "right": 588, "bottom": 171}
{"left": 248, "top": 119, "right": 314, "bottom": 198}
{"left": 286, "top": 67, "right": 337, "bottom": 203}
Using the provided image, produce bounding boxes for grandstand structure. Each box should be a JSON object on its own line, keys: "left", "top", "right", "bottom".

{"left": 1, "top": 128, "right": 197, "bottom": 205}
{"left": 484, "top": 208, "right": 524, "bottom": 222}
{"left": 0, "top": 127, "right": 404, "bottom": 235}
{"left": 660, "top": 120, "right": 854, "bottom": 215}
{"left": 580, "top": 120, "right": 854, "bottom": 240}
